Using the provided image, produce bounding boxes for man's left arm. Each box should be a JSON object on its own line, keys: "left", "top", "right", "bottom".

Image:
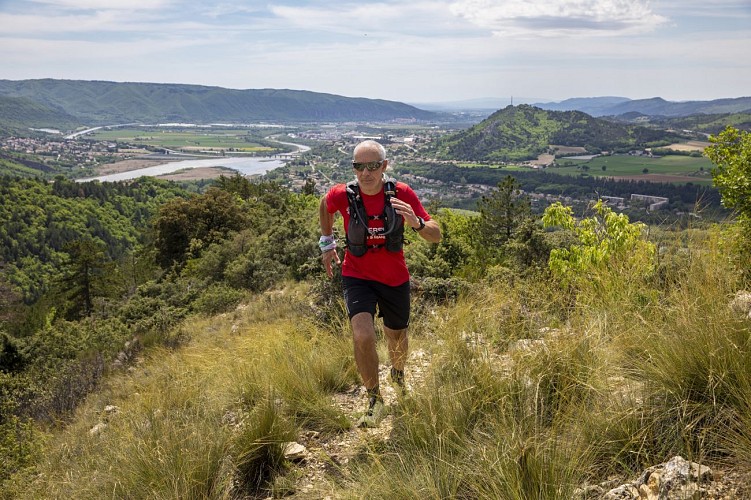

{"left": 391, "top": 197, "right": 441, "bottom": 243}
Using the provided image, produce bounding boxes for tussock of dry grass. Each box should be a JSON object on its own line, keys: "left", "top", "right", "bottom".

{"left": 12, "top": 283, "right": 355, "bottom": 499}
{"left": 9, "top": 225, "right": 751, "bottom": 498}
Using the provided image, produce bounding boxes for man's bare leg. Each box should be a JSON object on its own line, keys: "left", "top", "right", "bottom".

{"left": 384, "top": 326, "right": 408, "bottom": 371}
{"left": 351, "top": 312, "right": 388, "bottom": 427}
{"left": 351, "top": 312, "right": 379, "bottom": 390}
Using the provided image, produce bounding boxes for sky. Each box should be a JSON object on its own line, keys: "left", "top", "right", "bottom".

{"left": 0, "top": 0, "right": 749, "bottom": 104}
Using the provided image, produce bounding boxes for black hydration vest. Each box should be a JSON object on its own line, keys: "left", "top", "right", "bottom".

{"left": 345, "top": 178, "right": 404, "bottom": 257}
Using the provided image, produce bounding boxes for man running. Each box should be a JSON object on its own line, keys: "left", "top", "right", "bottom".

{"left": 319, "top": 140, "right": 441, "bottom": 428}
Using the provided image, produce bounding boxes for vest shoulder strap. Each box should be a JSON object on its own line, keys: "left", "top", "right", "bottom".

{"left": 383, "top": 178, "right": 397, "bottom": 198}
{"left": 345, "top": 178, "right": 398, "bottom": 209}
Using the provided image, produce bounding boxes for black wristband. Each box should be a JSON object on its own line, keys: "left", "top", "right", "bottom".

{"left": 412, "top": 216, "right": 425, "bottom": 232}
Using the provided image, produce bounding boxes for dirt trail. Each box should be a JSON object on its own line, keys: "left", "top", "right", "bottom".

{"left": 285, "top": 348, "right": 432, "bottom": 497}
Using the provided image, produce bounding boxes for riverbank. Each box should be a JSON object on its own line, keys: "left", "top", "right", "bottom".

{"left": 92, "top": 158, "right": 180, "bottom": 176}
{"left": 93, "top": 158, "right": 233, "bottom": 181}
{"left": 157, "top": 166, "right": 235, "bottom": 181}
{"left": 83, "top": 135, "right": 310, "bottom": 182}
{"left": 81, "top": 155, "right": 285, "bottom": 182}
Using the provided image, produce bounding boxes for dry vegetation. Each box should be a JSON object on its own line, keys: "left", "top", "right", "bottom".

{"left": 6, "top": 222, "right": 751, "bottom": 499}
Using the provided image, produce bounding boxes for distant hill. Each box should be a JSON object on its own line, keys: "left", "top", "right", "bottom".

{"left": 431, "top": 104, "right": 681, "bottom": 162}
{"left": 535, "top": 96, "right": 751, "bottom": 117}
{"left": 532, "top": 97, "right": 632, "bottom": 116}
{"left": 646, "top": 112, "right": 751, "bottom": 135}
{"left": 0, "top": 95, "right": 81, "bottom": 130}
{"left": 0, "top": 79, "right": 437, "bottom": 127}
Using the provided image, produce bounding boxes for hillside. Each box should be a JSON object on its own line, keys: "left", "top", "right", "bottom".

{"left": 644, "top": 112, "right": 751, "bottom": 135}
{"left": 5, "top": 232, "right": 751, "bottom": 498}
{"left": 0, "top": 95, "right": 80, "bottom": 131}
{"left": 0, "top": 79, "right": 438, "bottom": 127}
{"left": 0, "top": 176, "right": 187, "bottom": 307}
{"left": 535, "top": 96, "right": 751, "bottom": 117}
{"left": 2, "top": 148, "right": 751, "bottom": 497}
{"left": 431, "top": 104, "right": 680, "bottom": 162}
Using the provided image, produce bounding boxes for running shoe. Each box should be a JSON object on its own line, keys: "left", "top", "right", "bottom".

{"left": 357, "top": 395, "right": 386, "bottom": 428}
{"left": 390, "top": 367, "right": 406, "bottom": 392}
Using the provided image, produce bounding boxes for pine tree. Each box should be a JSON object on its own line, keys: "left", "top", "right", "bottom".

{"left": 477, "top": 175, "right": 531, "bottom": 248}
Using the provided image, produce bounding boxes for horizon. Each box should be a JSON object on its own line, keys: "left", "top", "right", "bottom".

{"left": 1, "top": 1, "right": 749, "bottom": 104}
{"left": 3, "top": 77, "right": 749, "bottom": 108}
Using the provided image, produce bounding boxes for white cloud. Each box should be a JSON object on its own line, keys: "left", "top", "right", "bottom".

{"left": 269, "top": 2, "right": 474, "bottom": 37}
{"left": 0, "top": 11, "right": 140, "bottom": 34}
{"left": 0, "top": 36, "right": 207, "bottom": 64}
{"left": 28, "top": 0, "right": 174, "bottom": 10}
{"left": 656, "top": 0, "right": 751, "bottom": 17}
{"left": 0, "top": 0, "right": 748, "bottom": 102}
{"left": 449, "top": 0, "right": 667, "bottom": 36}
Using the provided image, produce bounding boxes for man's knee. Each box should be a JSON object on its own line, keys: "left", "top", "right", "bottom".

{"left": 351, "top": 312, "right": 375, "bottom": 345}
{"left": 384, "top": 326, "right": 407, "bottom": 342}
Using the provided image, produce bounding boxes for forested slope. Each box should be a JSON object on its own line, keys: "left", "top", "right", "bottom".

{"left": 0, "top": 177, "right": 185, "bottom": 305}
{"left": 0, "top": 95, "right": 80, "bottom": 130}
{"left": 432, "top": 104, "right": 682, "bottom": 161}
{"left": 0, "top": 79, "right": 437, "bottom": 126}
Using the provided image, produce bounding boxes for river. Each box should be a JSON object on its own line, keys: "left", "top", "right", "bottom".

{"left": 77, "top": 156, "right": 288, "bottom": 183}
{"left": 76, "top": 133, "right": 310, "bottom": 183}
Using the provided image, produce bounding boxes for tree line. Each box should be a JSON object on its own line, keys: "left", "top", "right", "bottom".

{"left": 399, "top": 161, "right": 723, "bottom": 213}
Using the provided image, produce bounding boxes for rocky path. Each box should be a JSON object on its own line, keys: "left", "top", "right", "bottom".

{"left": 279, "top": 348, "right": 432, "bottom": 498}
{"left": 275, "top": 340, "right": 751, "bottom": 500}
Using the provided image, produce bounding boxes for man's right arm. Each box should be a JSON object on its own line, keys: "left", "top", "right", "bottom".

{"left": 319, "top": 194, "right": 335, "bottom": 236}
{"left": 319, "top": 194, "right": 341, "bottom": 278}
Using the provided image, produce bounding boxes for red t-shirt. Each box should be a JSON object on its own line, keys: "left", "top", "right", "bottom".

{"left": 326, "top": 181, "right": 430, "bottom": 286}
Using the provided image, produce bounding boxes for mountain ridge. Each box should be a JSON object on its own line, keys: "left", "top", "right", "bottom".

{"left": 0, "top": 79, "right": 438, "bottom": 127}
{"left": 431, "top": 104, "right": 681, "bottom": 162}
{"left": 534, "top": 95, "right": 751, "bottom": 117}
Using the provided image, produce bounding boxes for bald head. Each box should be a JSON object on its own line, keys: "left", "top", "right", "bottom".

{"left": 353, "top": 140, "right": 386, "bottom": 162}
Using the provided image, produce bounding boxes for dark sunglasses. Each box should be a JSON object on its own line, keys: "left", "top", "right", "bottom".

{"left": 352, "top": 160, "right": 384, "bottom": 171}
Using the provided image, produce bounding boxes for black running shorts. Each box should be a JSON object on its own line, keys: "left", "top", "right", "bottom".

{"left": 342, "top": 276, "right": 410, "bottom": 330}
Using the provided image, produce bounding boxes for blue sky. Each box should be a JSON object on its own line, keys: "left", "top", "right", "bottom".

{"left": 0, "top": 0, "right": 749, "bottom": 104}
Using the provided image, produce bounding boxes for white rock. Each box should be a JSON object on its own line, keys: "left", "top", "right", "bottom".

{"left": 89, "top": 422, "right": 107, "bottom": 436}
{"left": 604, "top": 484, "right": 639, "bottom": 499}
{"left": 730, "top": 290, "right": 751, "bottom": 316}
{"left": 283, "top": 441, "right": 307, "bottom": 461}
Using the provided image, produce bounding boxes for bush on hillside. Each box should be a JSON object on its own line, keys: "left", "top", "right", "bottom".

{"left": 542, "top": 199, "right": 655, "bottom": 289}
{"left": 192, "top": 284, "right": 245, "bottom": 316}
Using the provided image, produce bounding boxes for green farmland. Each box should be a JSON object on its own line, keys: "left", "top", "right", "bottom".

{"left": 86, "top": 127, "right": 287, "bottom": 154}
{"left": 552, "top": 154, "right": 714, "bottom": 184}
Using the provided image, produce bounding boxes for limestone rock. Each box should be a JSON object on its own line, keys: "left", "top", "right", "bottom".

{"left": 603, "top": 484, "right": 640, "bottom": 499}
{"left": 89, "top": 422, "right": 107, "bottom": 436}
{"left": 283, "top": 441, "right": 307, "bottom": 462}
{"left": 729, "top": 290, "right": 751, "bottom": 317}
{"left": 602, "top": 456, "right": 713, "bottom": 500}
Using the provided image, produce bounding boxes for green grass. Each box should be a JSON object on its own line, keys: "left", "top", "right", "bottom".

{"left": 553, "top": 154, "right": 714, "bottom": 183}
{"left": 7, "top": 284, "right": 355, "bottom": 499}
{"left": 87, "top": 128, "right": 275, "bottom": 152}
{"left": 7, "top": 226, "right": 751, "bottom": 498}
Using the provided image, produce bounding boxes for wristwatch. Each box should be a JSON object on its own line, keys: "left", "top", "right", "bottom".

{"left": 412, "top": 216, "right": 425, "bottom": 232}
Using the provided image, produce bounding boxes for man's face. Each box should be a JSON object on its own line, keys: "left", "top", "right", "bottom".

{"left": 353, "top": 147, "right": 387, "bottom": 191}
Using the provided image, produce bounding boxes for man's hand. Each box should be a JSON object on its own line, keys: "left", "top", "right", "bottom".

{"left": 322, "top": 249, "right": 341, "bottom": 278}
{"left": 391, "top": 197, "right": 442, "bottom": 243}
{"left": 390, "top": 198, "right": 421, "bottom": 229}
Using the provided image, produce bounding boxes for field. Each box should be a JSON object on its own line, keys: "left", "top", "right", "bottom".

{"left": 664, "top": 141, "right": 711, "bottom": 152}
{"left": 552, "top": 154, "right": 714, "bottom": 184}
{"left": 86, "top": 127, "right": 279, "bottom": 153}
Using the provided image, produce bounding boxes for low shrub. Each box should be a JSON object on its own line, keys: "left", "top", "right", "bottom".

{"left": 192, "top": 284, "right": 245, "bottom": 316}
